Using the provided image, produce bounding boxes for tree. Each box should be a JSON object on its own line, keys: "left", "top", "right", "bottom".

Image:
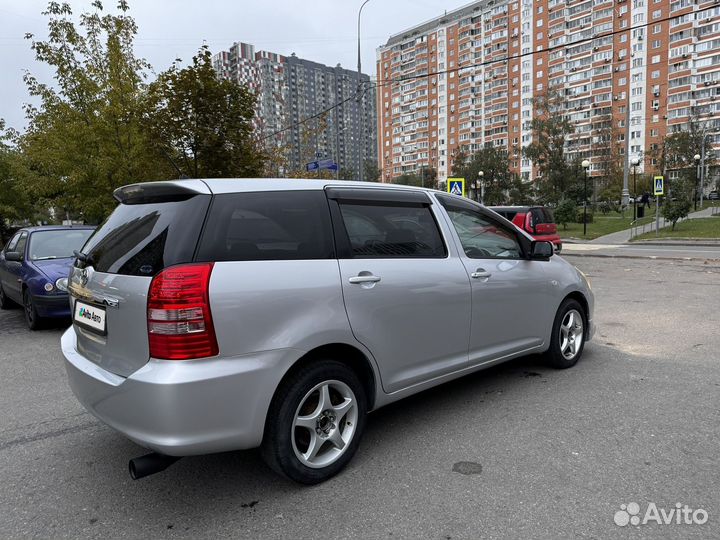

{"left": 0, "top": 123, "right": 31, "bottom": 240}
{"left": 363, "top": 160, "right": 380, "bottom": 182}
{"left": 16, "top": 1, "right": 169, "bottom": 223}
{"left": 662, "top": 197, "right": 692, "bottom": 230}
{"left": 392, "top": 173, "right": 423, "bottom": 187}
{"left": 554, "top": 199, "right": 577, "bottom": 230}
{"left": 451, "top": 146, "right": 513, "bottom": 204}
{"left": 145, "top": 46, "right": 265, "bottom": 179}
{"left": 522, "top": 90, "right": 579, "bottom": 204}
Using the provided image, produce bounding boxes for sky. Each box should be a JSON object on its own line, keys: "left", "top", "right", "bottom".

{"left": 0, "top": 0, "right": 471, "bottom": 131}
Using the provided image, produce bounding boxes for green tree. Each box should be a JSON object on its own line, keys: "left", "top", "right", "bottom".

{"left": 662, "top": 197, "right": 692, "bottom": 231}
{"left": 363, "top": 160, "right": 380, "bottom": 182}
{"left": 0, "top": 123, "right": 31, "bottom": 240}
{"left": 16, "top": 1, "right": 168, "bottom": 223}
{"left": 554, "top": 199, "right": 577, "bottom": 230}
{"left": 145, "top": 46, "right": 265, "bottom": 179}
{"left": 451, "top": 146, "right": 512, "bottom": 204}
{"left": 522, "top": 90, "right": 578, "bottom": 204}
{"left": 392, "top": 173, "right": 423, "bottom": 187}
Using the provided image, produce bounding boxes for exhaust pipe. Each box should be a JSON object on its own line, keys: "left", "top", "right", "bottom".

{"left": 129, "top": 452, "right": 181, "bottom": 480}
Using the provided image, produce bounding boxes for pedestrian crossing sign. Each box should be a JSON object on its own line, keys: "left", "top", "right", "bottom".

{"left": 653, "top": 175, "right": 664, "bottom": 196}
{"left": 447, "top": 178, "right": 465, "bottom": 197}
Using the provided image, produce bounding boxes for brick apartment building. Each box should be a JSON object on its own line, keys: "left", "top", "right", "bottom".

{"left": 376, "top": 0, "right": 720, "bottom": 189}
{"left": 213, "top": 42, "right": 377, "bottom": 180}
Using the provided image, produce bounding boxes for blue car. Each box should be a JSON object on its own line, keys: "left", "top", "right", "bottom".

{"left": 0, "top": 226, "right": 95, "bottom": 329}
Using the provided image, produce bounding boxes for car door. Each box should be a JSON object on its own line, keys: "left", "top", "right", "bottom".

{"left": 327, "top": 187, "right": 471, "bottom": 394}
{"left": 0, "top": 232, "right": 21, "bottom": 297}
{"left": 436, "top": 195, "right": 555, "bottom": 364}
{"left": 2, "top": 232, "right": 28, "bottom": 302}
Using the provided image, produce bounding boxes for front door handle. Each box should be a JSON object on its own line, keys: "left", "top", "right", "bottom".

{"left": 349, "top": 274, "right": 381, "bottom": 284}
{"left": 471, "top": 269, "right": 492, "bottom": 279}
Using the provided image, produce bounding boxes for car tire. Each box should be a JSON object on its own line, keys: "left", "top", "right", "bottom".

{"left": 23, "top": 289, "right": 43, "bottom": 331}
{"left": 261, "top": 360, "right": 367, "bottom": 485}
{"left": 0, "top": 282, "right": 17, "bottom": 310}
{"left": 545, "top": 298, "right": 587, "bottom": 369}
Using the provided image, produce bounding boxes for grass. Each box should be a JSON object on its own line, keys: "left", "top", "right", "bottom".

{"left": 633, "top": 217, "right": 720, "bottom": 240}
{"left": 559, "top": 205, "right": 659, "bottom": 240}
{"left": 559, "top": 201, "right": 720, "bottom": 241}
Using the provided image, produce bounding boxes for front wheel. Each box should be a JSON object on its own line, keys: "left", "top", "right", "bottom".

{"left": 23, "top": 289, "right": 43, "bottom": 331}
{"left": 261, "top": 360, "right": 367, "bottom": 484}
{"left": 545, "top": 299, "right": 586, "bottom": 369}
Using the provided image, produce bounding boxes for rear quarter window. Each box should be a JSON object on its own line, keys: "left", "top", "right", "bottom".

{"left": 195, "top": 191, "right": 334, "bottom": 262}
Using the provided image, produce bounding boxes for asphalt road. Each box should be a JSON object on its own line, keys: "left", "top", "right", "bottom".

{"left": 1, "top": 256, "right": 719, "bottom": 539}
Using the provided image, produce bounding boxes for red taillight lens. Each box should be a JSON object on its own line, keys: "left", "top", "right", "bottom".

{"left": 147, "top": 263, "right": 219, "bottom": 360}
{"left": 536, "top": 223, "right": 557, "bottom": 234}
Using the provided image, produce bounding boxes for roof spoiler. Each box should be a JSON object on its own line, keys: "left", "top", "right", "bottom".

{"left": 113, "top": 181, "right": 211, "bottom": 205}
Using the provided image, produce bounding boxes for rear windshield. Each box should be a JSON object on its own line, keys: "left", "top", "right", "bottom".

{"left": 195, "top": 191, "right": 334, "bottom": 262}
{"left": 531, "top": 207, "right": 555, "bottom": 224}
{"left": 29, "top": 229, "right": 94, "bottom": 261}
{"left": 79, "top": 194, "right": 211, "bottom": 276}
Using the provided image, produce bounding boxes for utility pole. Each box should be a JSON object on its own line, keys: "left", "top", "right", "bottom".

{"left": 357, "top": 0, "right": 371, "bottom": 183}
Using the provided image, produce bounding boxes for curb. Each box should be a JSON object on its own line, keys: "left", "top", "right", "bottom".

{"left": 629, "top": 240, "right": 720, "bottom": 247}
{"left": 562, "top": 252, "right": 720, "bottom": 262}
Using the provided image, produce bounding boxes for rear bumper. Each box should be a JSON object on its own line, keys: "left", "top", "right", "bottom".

{"left": 61, "top": 327, "right": 295, "bottom": 456}
{"left": 33, "top": 293, "right": 71, "bottom": 318}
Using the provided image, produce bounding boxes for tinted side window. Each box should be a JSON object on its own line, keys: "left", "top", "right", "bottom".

{"left": 4, "top": 233, "right": 21, "bottom": 253}
{"left": 196, "top": 191, "right": 334, "bottom": 262}
{"left": 337, "top": 202, "right": 446, "bottom": 258}
{"left": 14, "top": 233, "right": 28, "bottom": 259}
{"left": 438, "top": 196, "right": 523, "bottom": 259}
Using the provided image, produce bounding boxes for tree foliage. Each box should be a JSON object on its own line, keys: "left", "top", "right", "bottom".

{"left": 522, "top": 90, "right": 582, "bottom": 204}
{"left": 146, "top": 46, "right": 264, "bottom": 179}
{"left": 9, "top": 2, "right": 266, "bottom": 224}
{"left": 15, "top": 1, "right": 167, "bottom": 223}
{"left": 554, "top": 199, "right": 577, "bottom": 230}
{"left": 452, "top": 146, "right": 511, "bottom": 205}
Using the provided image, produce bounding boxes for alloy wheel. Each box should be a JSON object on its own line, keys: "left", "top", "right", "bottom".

{"left": 291, "top": 380, "right": 358, "bottom": 469}
{"left": 559, "top": 309, "right": 584, "bottom": 360}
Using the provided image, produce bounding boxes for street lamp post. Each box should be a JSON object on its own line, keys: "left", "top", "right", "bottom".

{"left": 631, "top": 158, "right": 640, "bottom": 221}
{"left": 582, "top": 160, "right": 590, "bottom": 237}
{"left": 694, "top": 153, "right": 701, "bottom": 211}
{"left": 477, "top": 170, "right": 484, "bottom": 203}
{"left": 357, "top": 0, "right": 372, "bottom": 184}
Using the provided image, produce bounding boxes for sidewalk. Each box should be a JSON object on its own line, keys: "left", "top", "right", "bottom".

{"left": 589, "top": 206, "right": 718, "bottom": 245}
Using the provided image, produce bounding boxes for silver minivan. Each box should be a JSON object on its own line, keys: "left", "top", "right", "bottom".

{"left": 61, "top": 179, "right": 594, "bottom": 484}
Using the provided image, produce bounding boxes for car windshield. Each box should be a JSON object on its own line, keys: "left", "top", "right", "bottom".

{"left": 28, "top": 229, "right": 94, "bottom": 261}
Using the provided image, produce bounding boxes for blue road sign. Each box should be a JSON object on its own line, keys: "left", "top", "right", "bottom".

{"left": 447, "top": 178, "right": 466, "bottom": 197}
{"left": 306, "top": 161, "right": 320, "bottom": 172}
{"left": 653, "top": 175, "right": 664, "bottom": 196}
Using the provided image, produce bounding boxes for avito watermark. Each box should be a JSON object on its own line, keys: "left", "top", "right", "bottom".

{"left": 614, "top": 502, "right": 708, "bottom": 527}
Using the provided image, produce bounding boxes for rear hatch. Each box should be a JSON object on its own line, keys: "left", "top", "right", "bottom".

{"left": 529, "top": 207, "right": 557, "bottom": 236}
{"left": 68, "top": 181, "right": 211, "bottom": 377}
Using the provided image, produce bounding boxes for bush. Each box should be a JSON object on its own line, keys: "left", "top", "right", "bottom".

{"left": 576, "top": 208, "right": 594, "bottom": 223}
{"left": 661, "top": 197, "right": 691, "bottom": 230}
{"left": 554, "top": 199, "right": 576, "bottom": 230}
{"left": 597, "top": 200, "right": 615, "bottom": 215}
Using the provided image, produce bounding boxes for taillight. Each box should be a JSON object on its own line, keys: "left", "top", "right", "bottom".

{"left": 524, "top": 212, "right": 534, "bottom": 233}
{"left": 147, "top": 263, "right": 219, "bottom": 360}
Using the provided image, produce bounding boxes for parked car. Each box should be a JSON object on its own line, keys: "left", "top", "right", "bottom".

{"left": 0, "top": 226, "right": 95, "bottom": 329}
{"left": 709, "top": 191, "right": 719, "bottom": 201}
{"left": 488, "top": 206, "right": 563, "bottom": 252}
{"left": 61, "top": 179, "right": 594, "bottom": 484}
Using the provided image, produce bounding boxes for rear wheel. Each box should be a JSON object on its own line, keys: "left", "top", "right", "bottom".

{"left": 0, "top": 282, "right": 17, "bottom": 310}
{"left": 23, "top": 289, "right": 43, "bottom": 331}
{"left": 545, "top": 299, "right": 586, "bottom": 369}
{"left": 261, "top": 360, "right": 367, "bottom": 484}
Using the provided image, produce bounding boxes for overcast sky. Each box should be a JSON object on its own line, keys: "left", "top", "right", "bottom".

{"left": 0, "top": 0, "right": 470, "bottom": 131}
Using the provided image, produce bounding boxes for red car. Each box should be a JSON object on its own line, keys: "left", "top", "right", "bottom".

{"left": 489, "top": 206, "right": 562, "bottom": 252}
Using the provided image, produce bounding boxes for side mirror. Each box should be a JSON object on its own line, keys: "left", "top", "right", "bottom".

{"left": 4, "top": 251, "right": 21, "bottom": 262}
{"left": 530, "top": 241, "right": 554, "bottom": 260}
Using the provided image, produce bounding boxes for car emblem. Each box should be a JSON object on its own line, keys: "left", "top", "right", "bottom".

{"left": 80, "top": 269, "right": 89, "bottom": 286}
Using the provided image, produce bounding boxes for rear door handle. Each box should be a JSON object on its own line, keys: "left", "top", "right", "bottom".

{"left": 349, "top": 275, "right": 381, "bottom": 284}
{"left": 471, "top": 269, "right": 492, "bottom": 279}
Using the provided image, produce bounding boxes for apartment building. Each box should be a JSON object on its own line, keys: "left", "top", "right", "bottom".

{"left": 213, "top": 43, "right": 376, "bottom": 180}
{"left": 376, "top": 0, "right": 720, "bottom": 187}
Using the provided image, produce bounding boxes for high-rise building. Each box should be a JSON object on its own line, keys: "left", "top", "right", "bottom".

{"left": 213, "top": 43, "right": 376, "bottom": 180}
{"left": 376, "top": 0, "right": 720, "bottom": 190}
